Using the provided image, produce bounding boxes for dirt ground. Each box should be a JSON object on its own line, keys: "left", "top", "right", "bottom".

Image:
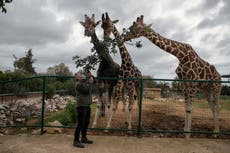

{"left": 1, "top": 99, "right": 230, "bottom": 153}
{"left": 91, "top": 100, "right": 230, "bottom": 138}
{"left": 1, "top": 134, "right": 230, "bottom": 153}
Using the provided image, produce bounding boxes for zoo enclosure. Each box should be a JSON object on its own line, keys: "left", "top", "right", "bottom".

{"left": 0, "top": 75, "right": 230, "bottom": 137}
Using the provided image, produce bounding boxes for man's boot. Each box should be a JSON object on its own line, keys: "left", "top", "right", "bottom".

{"left": 81, "top": 137, "right": 94, "bottom": 144}
{"left": 73, "top": 141, "right": 84, "bottom": 148}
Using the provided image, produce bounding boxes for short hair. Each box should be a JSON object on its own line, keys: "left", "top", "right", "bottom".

{"left": 75, "top": 71, "right": 87, "bottom": 81}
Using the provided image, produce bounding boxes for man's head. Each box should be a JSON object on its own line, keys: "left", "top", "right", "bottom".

{"left": 75, "top": 71, "right": 87, "bottom": 82}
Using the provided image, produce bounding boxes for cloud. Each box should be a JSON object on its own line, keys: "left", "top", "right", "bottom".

{"left": 194, "top": 0, "right": 230, "bottom": 29}
{"left": 0, "top": 0, "right": 72, "bottom": 47}
{"left": 0, "top": 0, "right": 229, "bottom": 79}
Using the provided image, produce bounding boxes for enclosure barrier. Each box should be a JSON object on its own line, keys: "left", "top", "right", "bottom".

{"left": 0, "top": 75, "right": 230, "bottom": 137}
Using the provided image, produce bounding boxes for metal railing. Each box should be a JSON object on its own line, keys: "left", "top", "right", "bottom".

{"left": 0, "top": 75, "right": 230, "bottom": 137}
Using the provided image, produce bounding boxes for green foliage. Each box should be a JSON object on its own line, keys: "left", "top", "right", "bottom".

{"left": 73, "top": 52, "right": 100, "bottom": 71}
{"left": 46, "top": 84, "right": 55, "bottom": 100}
{"left": 143, "top": 75, "right": 157, "bottom": 88}
{"left": 64, "top": 79, "right": 75, "bottom": 96}
{"left": 0, "top": 70, "right": 42, "bottom": 94}
{"left": 171, "top": 76, "right": 182, "bottom": 92}
{"left": 45, "top": 102, "right": 77, "bottom": 126}
{"left": 221, "top": 85, "right": 230, "bottom": 95}
{"left": 53, "top": 81, "right": 64, "bottom": 90}
{"left": 13, "top": 49, "right": 36, "bottom": 75}
{"left": 0, "top": 0, "right": 12, "bottom": 13}
{"left": 46, "top": 63, "right": 72, "bottom": 76}
{"left": 220, "top": 95, "right": 230, "bottom": 111}
{"left": 195, "top": 95, "right": 230, "bottom": 111}
{"left": 73, "top": 34, "right": 142, "bottom": 71}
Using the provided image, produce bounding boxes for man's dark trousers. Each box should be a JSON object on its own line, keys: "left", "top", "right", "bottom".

{"left": 74, "top": 106, "right": 91, "bottom": 142}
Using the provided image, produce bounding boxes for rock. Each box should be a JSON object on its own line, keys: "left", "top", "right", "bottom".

{"left": 45, "top": 120, "right": 64, "bottom": 134}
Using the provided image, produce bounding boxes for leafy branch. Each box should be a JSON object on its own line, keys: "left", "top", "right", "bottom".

{"left": 73, "top": 52, "right": 100, "bottom": 71}
{"left": 73, "top": 30, "right": 143, "bottom": 71}
{"left": 0, "top": 0, "right": 12, "bottom": 13}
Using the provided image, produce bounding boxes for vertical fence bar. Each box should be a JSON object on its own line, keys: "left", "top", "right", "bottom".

{"left": 40, "top": 76, "right": 46, "bottom": 135}
{"left": 137, "top": 78, "right": 143, "bottom": 137}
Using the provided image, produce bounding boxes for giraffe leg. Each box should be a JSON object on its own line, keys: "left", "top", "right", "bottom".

{"left": 135, "top": 84, "right": 142, "bottom": 127}
{"left": 106, "top": 80, "right": 123, "bottom": 130}
{"left": 106, "top": 85, "right": 117, "bottom": 122}
{"left": 127, "top": 86, "right": 135, "bottom": 132}
{"left": 92, "top": 92, "right": 104, "bottom": 128}
{"left": 92, "top": 82, "right": 107, "bottom": 128}
{"left": 184, "top": 109, "right": 192, "bottom": 139}
{"left": 207, "top": 92, "right": 220, "bottom": 135}
{"left": 92, "top": 105, "right": 99, "bottom": 128}
{"left": 121, "top": 87, "right": 126, "bottom": 112}
{"left": 106, "top": 96, "right": 118, "bottom": 130}
{"left": 184, "top": 93, "right": 194, "bottom": 139}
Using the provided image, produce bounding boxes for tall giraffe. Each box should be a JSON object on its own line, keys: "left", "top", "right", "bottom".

{"left": 101, "top": 13, "right": 142, "bottom": 131}
{"left": 123, "top": 15, "right": 221, "bottom": 138}
{"left": 80, "top": 14, "right": 124, "bottom": 128}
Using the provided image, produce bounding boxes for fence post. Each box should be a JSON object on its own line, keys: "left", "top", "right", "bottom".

{"left": 40, "top": 76, "right": 46, "bottom": 135}
{"left": 137, "top": 78, "right": 143, "bottom": 137}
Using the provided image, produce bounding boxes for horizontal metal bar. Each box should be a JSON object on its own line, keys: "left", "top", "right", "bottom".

{"left": 1, "top": 125, "right": 229, "bottom": 135}
{"left": 1, "top": 76, "right": 229, "bottom": 84}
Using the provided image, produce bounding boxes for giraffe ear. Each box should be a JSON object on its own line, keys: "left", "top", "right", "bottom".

{"left": 92, "top": 14, "right": 95, "bottom": 20}
{"left": 140, "top": 15, "right": 144, "bottom": 22}
{"left": 105, "top": 12, "right": 109, "bottom": 19}
{"left": 113, "top": 20, "right": 119, "bottom": 24}
{"left": 80, "top": 21, "right": 85, "bottom": 27}
{"left": 95, "top": 20, "right": 101, "bottom": 26}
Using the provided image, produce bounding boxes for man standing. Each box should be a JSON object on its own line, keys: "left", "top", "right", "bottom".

{"left": 73, "top": 70, "right": 95, "bottom": 148}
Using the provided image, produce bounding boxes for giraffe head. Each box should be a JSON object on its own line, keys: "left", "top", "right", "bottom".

{"left": 80, "top": 14, "right": 101, "bottom": 37}
{"left": 125, "top": 15, "right": 153, "bottom": 39}
{"left": 101, "top": 12, "right": 119, "bottom": 39}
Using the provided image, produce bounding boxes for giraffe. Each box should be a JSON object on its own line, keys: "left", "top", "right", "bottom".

{"left": 101, "top": 13, "right": 142, "bottom": 131}
{"left": 123, "top": 15, "right": 221, "bottom": 138}
{"left": 80, "top": 14, "right": 125, "bottom": 128}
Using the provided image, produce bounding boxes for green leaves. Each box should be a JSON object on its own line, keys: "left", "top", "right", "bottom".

{"left": 73, "top": 52, "right": 100, "bottom": 71}
{"left": 73, "top": 31, "right": 143, "bottom": 71}
{"left": 0, "top": 0, "right": 12, "bottom": 13}
{"left": 13, "top": 49, "right": 36, "bottom": 75}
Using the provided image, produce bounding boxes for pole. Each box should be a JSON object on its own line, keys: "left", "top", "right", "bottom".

{"left": 40, "top": 76, "right": 46, "bottom": 135}
{"left": 137, "top": 78, "right": 143, "bottom": 138}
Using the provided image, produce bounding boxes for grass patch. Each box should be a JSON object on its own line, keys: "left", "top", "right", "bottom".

{"left": 195, "top": 95, "right": 230, "bottom": 111}
{"left": 45, "top": 110, "right": 65, "bottom": 123}
{"left": 45, "top": 102, "right": 77, "bottom": 126}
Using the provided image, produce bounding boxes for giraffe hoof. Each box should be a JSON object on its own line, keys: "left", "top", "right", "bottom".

{"left": 127, "top": 130, "right": 133, "bottom": 136}
{"left": 185, "top": 134, "right": 191, "bottom": 139}
{"left": 212, "top": 129, "right": 220, "bottom": 138}
{"left": 104, "top": 129, "right": 109, "bottom": 133}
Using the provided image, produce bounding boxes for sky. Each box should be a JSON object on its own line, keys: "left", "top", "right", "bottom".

{"left": 0, "top": 0, "right": 229, "bottom": 79}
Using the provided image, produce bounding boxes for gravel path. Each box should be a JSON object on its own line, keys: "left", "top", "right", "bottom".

{"left": 0, "top": 134, "right": 230, "bottom": 153}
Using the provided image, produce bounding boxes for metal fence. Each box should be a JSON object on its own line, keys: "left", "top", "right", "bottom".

{"left": 0, "top": 76, "right": 230, "bottom": 137}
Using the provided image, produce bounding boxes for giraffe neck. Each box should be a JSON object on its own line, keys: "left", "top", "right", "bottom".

{"left": 91, "top": 32, "right": 100, "bottom": 47}
{"left": 144, "top": 30, "right": 190, "bottom": 61}
{"left": 112, "top": 26, "right": 134, "bottom": 65}
{"left": 91, "top": 32, "right": 117, "bottom": 65}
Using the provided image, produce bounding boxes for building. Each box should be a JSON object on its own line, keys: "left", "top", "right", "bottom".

{"left": 143, "top": 88, "right": 161, "bottom": 99}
